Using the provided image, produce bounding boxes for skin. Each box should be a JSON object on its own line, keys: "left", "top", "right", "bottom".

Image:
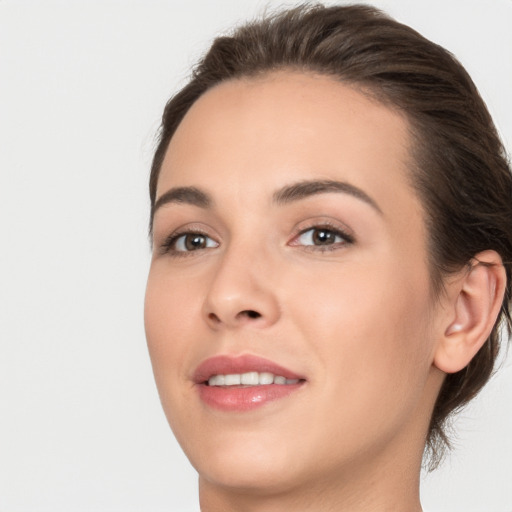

{"left": 144, "top": 72, "right": 503, "bottom": 511}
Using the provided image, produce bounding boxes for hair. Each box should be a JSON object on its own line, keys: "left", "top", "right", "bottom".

{"left": 149, "top": 3, "right": 512, "bottom": 467}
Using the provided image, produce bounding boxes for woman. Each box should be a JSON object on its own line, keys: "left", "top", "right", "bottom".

{"left": 144, "top": 4, "right": 512, "bottom": 511}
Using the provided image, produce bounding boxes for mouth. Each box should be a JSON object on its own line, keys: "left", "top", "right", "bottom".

{"left": 207, "top": 372, "right": 300, "bottom": 387}
{"left": 193, "top": 354, "right": 306, "bottom": 412}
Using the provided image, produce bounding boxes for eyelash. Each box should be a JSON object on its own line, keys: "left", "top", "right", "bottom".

{"left": 291, "top": 223, "right": 355, "bottom": 252}
{"left": 160, "top": 229, "right": 218, "bottom": 257}
{"left": 159, "top": 222, "right": 354, "bottom": 257}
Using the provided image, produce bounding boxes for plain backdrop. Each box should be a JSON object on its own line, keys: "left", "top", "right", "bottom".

{"left": 1, "top": 1, "right": 511, "bottom": 511}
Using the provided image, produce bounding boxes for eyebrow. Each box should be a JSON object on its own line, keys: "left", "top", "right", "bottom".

{"left": 273, "top": 179, "right": 382, "bottom": 214}
{"left": 151, "top": 178, "right": 382, "bottom": 231}
{"left": 152, "top": 186, "right": 212, "bottom": 216}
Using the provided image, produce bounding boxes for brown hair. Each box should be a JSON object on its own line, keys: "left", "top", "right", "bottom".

{"left": 149, "top": 3, "right": 512, "bottom": 466}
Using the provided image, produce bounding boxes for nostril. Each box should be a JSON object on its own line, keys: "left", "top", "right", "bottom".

{"left": 241, "top": 310, "right": 261, "bottom": 319}
{"left": 208, "top": 312, "right": 221, "bottom": 323}
{"left": 206, "top": 309, "right": 264, "bottom": 325}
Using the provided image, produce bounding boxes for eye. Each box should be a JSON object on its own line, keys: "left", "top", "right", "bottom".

{"left": 293, "top": 225, "right": 353, "bottom": 249}
{"left": 163, "top": 231, "right": 219, "bottom": 254}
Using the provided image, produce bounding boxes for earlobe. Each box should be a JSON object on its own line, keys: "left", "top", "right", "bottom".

{"left": 434, "top": 250, "right": 506, "bottom": 374}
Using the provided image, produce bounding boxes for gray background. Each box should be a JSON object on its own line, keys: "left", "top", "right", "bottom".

{"left": 1, "top": 1, "right": 511, "bottom": 510}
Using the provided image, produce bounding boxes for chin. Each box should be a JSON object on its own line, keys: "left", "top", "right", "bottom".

{"left": 198, "top": 458, "right": 305, "bottom": 497}
{"left": 183, "top": 428, "right": 307, "bottom": 493}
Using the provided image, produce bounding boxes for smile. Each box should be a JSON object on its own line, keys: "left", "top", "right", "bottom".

{"left": 194, "top": 355, "right": 306, "bottom": 412}
{"left": 207, "top": 372, "right": 300, "bottom": 386}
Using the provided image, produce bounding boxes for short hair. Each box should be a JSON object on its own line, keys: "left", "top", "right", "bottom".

{"left": 149, "top": 3, "right": 512, "bottom": 467}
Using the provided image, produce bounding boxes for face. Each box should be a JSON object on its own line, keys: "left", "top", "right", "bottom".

{"left": 145, "top": 72, "right": 444, "bottom": 494}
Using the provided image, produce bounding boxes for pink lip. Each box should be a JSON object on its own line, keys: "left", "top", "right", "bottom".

{"left": 193, "top": 354, "right": 303, "bottom": 383}
{"left": 193, "top": 354, "right": 305, "bottom": 412}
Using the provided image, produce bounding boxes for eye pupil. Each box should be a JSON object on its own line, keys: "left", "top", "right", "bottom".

{"left": 313, "top": 229, "right": 336, "bottom": 245}
{"left": 185, "top": 234, "right": 207, "bottom": 250}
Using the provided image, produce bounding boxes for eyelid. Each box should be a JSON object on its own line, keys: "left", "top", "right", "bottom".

{"left": 157, "top": 223, "right": 220, "bottom": 256}
{"left": 288, "top": 219, "right": 355, "bottom": 248}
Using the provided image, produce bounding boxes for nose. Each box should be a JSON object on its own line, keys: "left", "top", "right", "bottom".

{"left": 202, "top": 247, "right": 281, "bottom": 330}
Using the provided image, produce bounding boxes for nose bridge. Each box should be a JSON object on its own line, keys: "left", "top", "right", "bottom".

{"left": 203, "top": 234, "right": 280, "bottom": 329}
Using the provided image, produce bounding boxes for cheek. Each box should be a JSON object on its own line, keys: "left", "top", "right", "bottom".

{"left": 144, "top": 268, "right": 202, "bottom": 396}
{"left": 144, "top": 267, "right": 213, "bottom": 449}
{"left": 285, "top": 257, "right": 434, "bottom": 412}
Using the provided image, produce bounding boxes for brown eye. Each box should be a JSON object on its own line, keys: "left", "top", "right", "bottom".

{"left": 297, "top": 227, "right": 346, "bottom": 247}
{"left": 184, "top": 234, "right": 207, "bottom": 250}
{"left": 312, "top": 229, "right": 337, "bottom": 245}
{"left": 170, "top": 232, "right": 218, "bottom": 252}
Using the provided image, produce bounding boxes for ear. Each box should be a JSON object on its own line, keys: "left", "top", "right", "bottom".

{"left": 434, "top": 250, "right": 507, "bottom": 374}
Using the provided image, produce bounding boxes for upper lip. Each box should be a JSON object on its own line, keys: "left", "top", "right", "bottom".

{"left": 193, "top": 354, "right": 304, "bottom": 384}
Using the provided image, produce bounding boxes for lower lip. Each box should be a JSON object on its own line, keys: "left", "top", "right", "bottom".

{"left": 197, "top": 383, "right": 303, "bottom": 412}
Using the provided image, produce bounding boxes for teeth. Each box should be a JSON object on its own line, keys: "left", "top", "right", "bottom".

{"left": 240, "top": 371, "right": 258, "bottom": 385}
{"left": 224, "top": 374, "right": 241, "bottom": 385}
{"left": 207, "top": 372, "right": 300, "bottom": 387}
{"left": 259, "top": 372, "right": 274, "bottom": 385}
{"left": 208, "top": 374, "right": 225, "bottom": 386}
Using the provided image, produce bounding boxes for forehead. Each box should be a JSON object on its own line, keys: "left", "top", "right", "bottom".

{"left": 158, "top": 71, "right": 422, "bottom": 227}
